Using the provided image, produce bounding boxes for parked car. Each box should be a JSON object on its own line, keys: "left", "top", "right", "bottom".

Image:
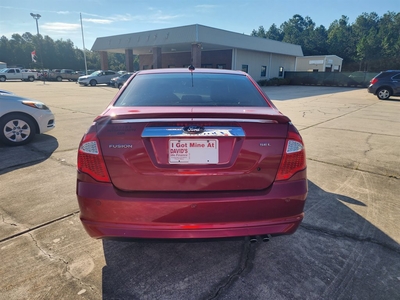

{"left": 0, "top": 90, "right": 55, "bottom": 146}
{"left": 37, "top": 69, "right": 49, "bottom": 80}
{"left": 47, "top": 69, "right": 82, "bottom": 81}
{"left": 0, "top": 68, "right": 38, "bottom": 82}
{"left": 368, "top": 70, "right": 400, "bottom": 100}
{"left": 109, "top": 72, "right": 134, "bottom": 89}
{"left": 78, "top": 70, "right": 118, "bottom": 86}
{"left": 76, "top": 67, "right": 307, "bottom": 240}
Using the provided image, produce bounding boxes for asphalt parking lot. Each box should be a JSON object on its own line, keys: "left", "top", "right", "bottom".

{"left": 0, "top": 81, "right": 399, "bottom": 300}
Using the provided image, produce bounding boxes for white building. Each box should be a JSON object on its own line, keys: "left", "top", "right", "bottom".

{"left": 295, "top": 55, "right": 343, "bottom": 72}
{"left": 91, "top": 24, "right": 304, "bottom": 81}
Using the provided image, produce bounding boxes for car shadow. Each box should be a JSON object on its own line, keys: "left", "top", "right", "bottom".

{"left": 0, "top": 134, "right": 58, "bottom": 175}
{"left": 380, "top": 97, "right": 400, "bottom": 102}
{"left": 100, "top": 180, "right": 400, "bottom": 299}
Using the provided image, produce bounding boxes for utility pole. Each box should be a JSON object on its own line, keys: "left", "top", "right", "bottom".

{"left": 80, "top": 13, "right": 88, "bottom": 75}
{"left": 30, "top": 13, "right": 45, "bottom": 83}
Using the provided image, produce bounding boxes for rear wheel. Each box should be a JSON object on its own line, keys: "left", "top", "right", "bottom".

{"left": 0, "top": 114, "right": 36, "bottom": 146}
{"left": 28, "top": 76, "right": 35, "bottom": 82}
{"left": 377, "top": 88, "right": 391, "bottom": 100}
{"left": 90, "top": 79, "right": 97, "bottom": 86}
{"left": 0, "top": 76, "right": 6, "bottom": 82}
{"left": 56, "top": 76, "right": 62, "bottom": 82}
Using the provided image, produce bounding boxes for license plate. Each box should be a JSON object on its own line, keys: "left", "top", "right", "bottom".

{"left": 169, "top": 139, "right": 218, "bottom": 164}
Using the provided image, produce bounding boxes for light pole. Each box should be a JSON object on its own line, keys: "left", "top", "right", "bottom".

{"left": 30, "top": 13, "right": 44, "bottom": 82}
{"left": 30, "top": 13, "right": 41, "bottom": 35}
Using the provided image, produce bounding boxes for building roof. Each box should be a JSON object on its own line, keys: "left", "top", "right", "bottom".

{"left": 91, "top": 24, "right": 303, "bottom": 57}
{"left": 299, "top": 55, "right": 343, "bottom": 60}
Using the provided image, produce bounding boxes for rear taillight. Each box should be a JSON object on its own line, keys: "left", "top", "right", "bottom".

{"left": 77, "top": 129, "right": 111, "bottom": 182}
{"left": 370, "top": 78, "right": 378, "bottom": 85}
{"left": 276, "top": 129, "right": 306, "bottom": 181}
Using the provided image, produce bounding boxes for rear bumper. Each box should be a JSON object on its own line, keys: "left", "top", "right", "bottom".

{"left": 367, "top": 85, "right": 376, "bottom": 94}
{"left": 76, "top": 171, "right": 307, "bottom": 239}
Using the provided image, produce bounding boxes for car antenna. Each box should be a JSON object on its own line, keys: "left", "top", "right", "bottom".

{"left": 188, "top": 65, "right": 195, "bottom": 87}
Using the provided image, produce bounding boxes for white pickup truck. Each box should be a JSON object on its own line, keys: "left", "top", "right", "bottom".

{"left": 0, "top": 68, "right": 38, "bottom": 82}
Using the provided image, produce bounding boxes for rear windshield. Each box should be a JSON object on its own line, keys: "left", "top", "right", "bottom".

{"left": 114, "top": 73, "right": 270, "bottom": 107}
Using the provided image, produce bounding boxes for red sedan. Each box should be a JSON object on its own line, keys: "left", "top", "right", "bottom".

{"left": 76, "top": 67, "right": 307, "bottom": 239}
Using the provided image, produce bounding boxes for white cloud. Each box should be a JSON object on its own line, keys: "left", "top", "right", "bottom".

{"left": 103, "top": 10, "right": 181, "bottom": 24}
{"left": 109, "top": 14, "right": 134, "bottom": 22}
{"left": 83, "top": 18, "right": 113, "bottom": 24}
{"left": 143, "top": 11, "right": 182, "bottom": 23}
{"left": 41, "top": 22, "right": 81, "bottom": 33}
{"left": 195, "top": 4, "right": 219, "bottom": 12}
{"left": 56, "top": 11, "right": 70, "bottom": 15}
{"left": 195, "top": 5, "right": 217, "bottom": 9}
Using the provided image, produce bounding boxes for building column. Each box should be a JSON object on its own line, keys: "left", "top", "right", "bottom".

{"left": 152, "top": 47, "right": 162, "bottom": 69}
{"left": 99, "top": 51, "right": 109, "bottom": 70}
{"left": 125, "top": 49, "right": 134, "bottom": 72}
{"left": 191, "top": 43, "right": 202, "bottom": 68}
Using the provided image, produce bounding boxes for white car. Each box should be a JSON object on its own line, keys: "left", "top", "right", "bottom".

{"left": 0, "top": 90, "right": 55, "bottom": 146}
{"left": 77, "top": 70, "right": 117, "bottom": 86}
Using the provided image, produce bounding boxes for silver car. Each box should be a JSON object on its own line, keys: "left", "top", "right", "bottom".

{"left": 0, "top": 90, "right": 55, "bottom": 146}
{"left": 77, "top": 70, "right": 118, "bottom": 86}
{"left": 109, "top": 72, "right": 134, "bottom": 89}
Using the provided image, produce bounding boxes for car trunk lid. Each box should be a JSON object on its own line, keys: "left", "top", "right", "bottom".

{"left": 97, "top": 107, "right": 290, "bottom": 192}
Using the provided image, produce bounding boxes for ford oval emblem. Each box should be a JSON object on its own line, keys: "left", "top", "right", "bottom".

{"left": 183, "top": 125, "right": 205, "bottom": 134}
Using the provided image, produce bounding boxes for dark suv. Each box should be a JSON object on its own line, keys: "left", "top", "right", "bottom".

{"left": 368, "top": 70, "right": 400, "bottom": 100}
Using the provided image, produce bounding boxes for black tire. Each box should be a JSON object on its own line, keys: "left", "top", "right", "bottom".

{"left": 0, "top": 113, "right": 36, "bottom": 146}
{"left": 28, "top": 76, "right": 35, "bottom": 82}
{"left": 118, "top": 83, "right": 123, "bottom": 89}
{"left": 376, "top": 88, "right": 391, "bottom": 100}
{"left": 56, "top": 76, "right": 62, "bottom": 82}
{"left": 0, "top": 76, "right": 6, "bottom": 82}
{"left": 90, "top": 79, "right": 97, "bottom": 86}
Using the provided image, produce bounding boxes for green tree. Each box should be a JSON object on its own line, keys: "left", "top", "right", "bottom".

{"left": 251, "top": 26, "right": 267, "bottom": 38}
{"left": 353, "top": 12, "right": 380, "bottom": 70}
{"left": 251, "top": 12, "right": 400, "bottom": 71}
{"left": 0, "top": 36, "right": 11, "bottom": 64}
{"left": 251, "top": 24, "right": 283, "bottom": 41}
{"left": 265, "top": 24, "right": 283, "bottom": 41}
{"left": 375, "top": 12, "right": 400, "bottom": 70}
{"left": 327, "top": 16, "right": 356, "bottom": 64}
{"left": 280, "top": 15, "right": 318, "bottom": 55}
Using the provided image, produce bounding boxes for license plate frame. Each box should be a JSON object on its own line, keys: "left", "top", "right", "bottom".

{"left": 169, "top": 139, "right": 218, "bottom": 164}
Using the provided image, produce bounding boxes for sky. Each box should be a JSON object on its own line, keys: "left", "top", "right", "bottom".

{"left": 0, "top": 0, "right": 399, "bottom": 50}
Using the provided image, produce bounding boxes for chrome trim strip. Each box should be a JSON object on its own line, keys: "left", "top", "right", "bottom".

{"left": 112, "top": 118, "right": 277, "bottom": 124}
{"left": 142, "top": 126, "right": 246, "bottom": 137}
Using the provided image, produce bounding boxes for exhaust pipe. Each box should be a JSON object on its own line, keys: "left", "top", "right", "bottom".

{"left": 249, "top": 236, "right": 258, "bottom": 243}
{"left": 249, "top": 235, "right": 271, "bottom": 243}
{"left": 262, "top": 235, "right": 271, "bottom": 242}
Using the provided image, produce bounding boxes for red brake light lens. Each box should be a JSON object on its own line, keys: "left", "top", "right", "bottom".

{"left": 77, "top": 130, "right": 111, "bottom": 182}
{"left": 276, "top": 130, "right": 306, "bottom": 181}
{"left": 370, "top": 78, "right": 378, "bottom": 85}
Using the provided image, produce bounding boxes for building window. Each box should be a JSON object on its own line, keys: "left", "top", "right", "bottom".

{"left": 216, "top": 64, "right": 226, "bottom": 69}
{"left": 242, "top": 65, "right": 248, "bottom": 73}
{"left": 261, "top": 66, "right": 267, "bottom": 77}
{"left": 279, "top": 66, "right": 284, "bottom": 77}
